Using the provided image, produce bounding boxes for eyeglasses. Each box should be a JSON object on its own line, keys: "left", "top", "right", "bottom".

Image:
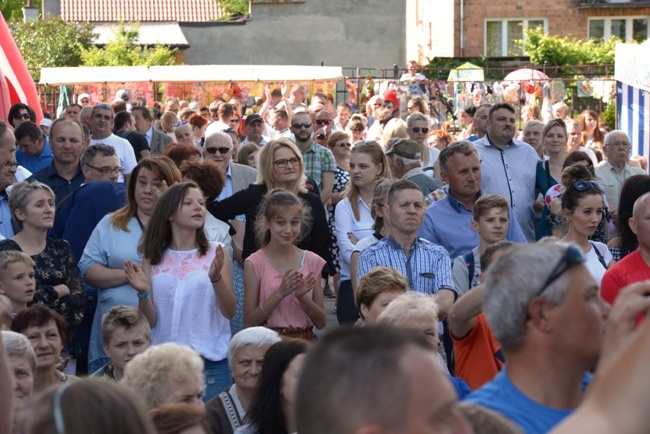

{"left": 292, "top": 122, "right": 312, "bottom": 130}
{"left": 410, "top": 127, "right": 429, "bottom": 134}
{"left": 533, "top": 243, "right": 585, "bottom": 298}
{"left": 205, "top": 147, "right": 232, "bottom": 154}
{"left": 335, "top": 142, "right": 352, "bottom": 148}
{"left": 230, "top": 118, "right": 240, "bottom": 124}
{"left": 173, "top": 120, "right": 189, "bottom": 127}
{"left": 605, "top": 141, "right": 631, "bottom": 149}
{"left": 316, "top": 119, "right": 332, "bottom": 126}
{"left": 13, "top": 113, "right": 30, "bottom": 120}
{"left": 85, "top": 164, "right": 125, "bottom": 175}
{"left": 274, "top": 157, "right": 300, "bottom": 168}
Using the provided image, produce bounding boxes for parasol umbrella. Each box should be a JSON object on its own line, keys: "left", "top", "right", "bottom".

{"left": 448, "top": 62, "right": 484, "bottom": 82}
{"left": 503, "top": 68, "right": 549, "bottom": 82}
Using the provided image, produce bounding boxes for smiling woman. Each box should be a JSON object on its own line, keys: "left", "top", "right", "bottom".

{"left": 0, "top": 182, "right": 85, "bottom": 363}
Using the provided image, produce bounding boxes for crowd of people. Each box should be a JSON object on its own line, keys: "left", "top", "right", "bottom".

{"left": 1, "top": 69, "right": 650, "bottom": 434}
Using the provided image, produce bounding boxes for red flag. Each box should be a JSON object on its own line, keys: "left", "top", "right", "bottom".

{"left": 0, "top": 12, "right": 43, "bottom": 124}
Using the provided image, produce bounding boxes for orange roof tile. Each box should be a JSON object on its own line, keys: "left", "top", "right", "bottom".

{"left": 60, "top": 0, "right": 226, "bottom": 22}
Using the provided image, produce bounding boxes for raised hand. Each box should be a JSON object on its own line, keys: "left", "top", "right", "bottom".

{"left": 277, "top": 269, "right": 302, "bottom": 298}
{"left": 295, "top": 273, "right": 316, "bottom": 299}
{"left": 124, "top": 260, "right": 148, "bottom": 294}
{"left": 209, "top": 245, "right": 226, "bottom": 282}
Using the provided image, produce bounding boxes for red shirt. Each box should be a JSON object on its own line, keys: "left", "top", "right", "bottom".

{"left": 601, "top": 249, "right": 650, "bottom": 304}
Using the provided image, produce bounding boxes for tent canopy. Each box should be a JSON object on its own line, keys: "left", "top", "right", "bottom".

{"left": 447, "top": 62, "right": 484, "bottom": 82}
{"left": 615, "top": 40, "right": 650, "bottom": 93}
{"left": 39, "top": 65, "right": 345, "bottom": 85}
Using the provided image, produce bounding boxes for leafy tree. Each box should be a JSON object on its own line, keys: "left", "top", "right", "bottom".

{"left": 8, "top": 16, "right": 95, "bottom": 82}
{"left": 215, "top": 0, "right": 249, "bottom": 20}
{"left": 1, "top": 0, "right": 42, "bottom": 22}
{"left": 524, "top": 30, "right": 618, "bottom": 67}
{"left": 80, "top": 23, "right": 176, "bottom": 67}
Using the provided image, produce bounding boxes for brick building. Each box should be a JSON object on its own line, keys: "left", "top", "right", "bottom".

{"left": 418, "top": 0, "right": 650, "bottom": 60}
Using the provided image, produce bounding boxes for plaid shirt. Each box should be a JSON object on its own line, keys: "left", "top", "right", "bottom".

{"left": 301, "top": 142, "right": 336, "bottom": 189}
{"left": 357, "top": 235, "right": 456, "bottom": 295}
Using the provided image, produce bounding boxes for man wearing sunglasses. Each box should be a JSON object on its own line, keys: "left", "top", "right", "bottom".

{"left": 464, "top": 242, "right": 608, "bottom": 434}
{"left": 290, "top": 112, "right": 336, "bottom": 205}
{"left": 595, "top": 130, "right": 645, "bottom": 227}
{"left": 204, "top": 131, "right": 256, "bottom": 202}
{"left": 313, "top": 110, "right": 335, "bottom": 146}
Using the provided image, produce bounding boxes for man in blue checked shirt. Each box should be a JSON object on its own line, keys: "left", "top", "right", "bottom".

{"left": 358, "top": 179, "right": 456, "bottom": 318}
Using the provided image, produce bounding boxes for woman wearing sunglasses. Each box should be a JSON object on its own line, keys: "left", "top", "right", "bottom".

{"left": 558, "top": 165, "right": 614, "bottom": 284}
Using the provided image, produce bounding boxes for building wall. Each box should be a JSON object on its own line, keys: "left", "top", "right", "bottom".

{"left": 406, "top": 0, "right": 456, "bottom": 63}
{"left": 461, "top": 0, "right": 650, "bottom": 57}
{"left": 181, "top": 0, "right": 406, "bottom": 70}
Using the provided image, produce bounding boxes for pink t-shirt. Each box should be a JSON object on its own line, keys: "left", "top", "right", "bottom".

{"left": 247, "top": 249, "right": 325, "bottom": 329}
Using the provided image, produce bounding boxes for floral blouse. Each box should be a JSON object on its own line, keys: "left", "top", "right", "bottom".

{"left": 0, "top": 238, "right": 85, "bottom": 332}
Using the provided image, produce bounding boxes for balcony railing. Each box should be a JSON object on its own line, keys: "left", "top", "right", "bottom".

{"left": 577, "top": 0, "right": 650, "bottom": 7}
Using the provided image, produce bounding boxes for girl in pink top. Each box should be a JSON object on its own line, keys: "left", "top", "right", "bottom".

{"left": 244, "top": 189, "right": 326, "bottom": 340}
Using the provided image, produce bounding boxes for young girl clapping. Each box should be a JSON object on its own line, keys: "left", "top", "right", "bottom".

{"left": 243, "top": 189, "right": 326, "bottom": 340}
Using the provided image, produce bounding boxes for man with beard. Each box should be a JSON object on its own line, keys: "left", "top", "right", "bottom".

{"left": 474, "top": 103, "right": 539, "bottom": 241}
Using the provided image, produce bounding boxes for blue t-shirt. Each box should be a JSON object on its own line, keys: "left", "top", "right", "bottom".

{"left": 463, "top": 369, "right": 592, "bottom": 434}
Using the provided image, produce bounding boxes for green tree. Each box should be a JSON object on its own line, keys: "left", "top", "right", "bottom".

{"left": 524, "top": 30, "right": 618, "bottom": 67}
{"left": 1, "top": 0, "right": 43, "bottom": 21}
{"left": 80, "top": 23, "right": 176, "bottom": 67}
{"left": 8, "top": 16, "right": 95, "bottom": 82}
{"left": 216, "top": 0, "right": 249, "bottom": 20}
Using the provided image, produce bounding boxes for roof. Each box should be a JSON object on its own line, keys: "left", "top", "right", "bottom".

{"left": 39, "top": 65, "right": 345, "bottom": 85}
{"left": 60, "top": 0, "right": 225, "bottom": 22}
{"left": 92, "top": 22, "right": 190, "bottom": 48}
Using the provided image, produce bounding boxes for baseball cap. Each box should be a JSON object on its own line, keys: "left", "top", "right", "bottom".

{"left": 385, "top": 138, "right": 422, "bottom": 159}
{"left": 245, "top": 114, "right": 264, "bottom": 126}
{"left": 39, "top": 118, "right": 53, "bottom": 127}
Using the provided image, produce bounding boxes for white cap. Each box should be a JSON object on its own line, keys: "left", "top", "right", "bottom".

{"left": 39, "top": 118, "right": 53, "bottom": 127}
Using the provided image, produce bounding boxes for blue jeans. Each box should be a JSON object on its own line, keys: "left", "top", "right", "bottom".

{"left": 203, "top": 358, "right": 232, "bottom": 402}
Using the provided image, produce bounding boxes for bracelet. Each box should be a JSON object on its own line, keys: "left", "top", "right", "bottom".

{"left": 210, "top": 275, "right": 222, "bottom": 284}
{"left": 259, "top": 302, "right": 269, "bottom": 318}
{"left": 137, "top": 286, "right": 151, "bottom": 299}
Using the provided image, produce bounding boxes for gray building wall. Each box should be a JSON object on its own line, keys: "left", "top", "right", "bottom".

{"left": 180, "top": 0, "right": 406, "bottom": 70}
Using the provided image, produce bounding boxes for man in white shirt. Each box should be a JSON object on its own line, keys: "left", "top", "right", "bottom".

{"left": 88, "top": 103, "right": 137, "bottom": 182}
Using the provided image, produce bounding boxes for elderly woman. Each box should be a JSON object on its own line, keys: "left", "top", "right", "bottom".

{"left": 174, "top": 123, "right": 195, "bottom": 147}
{"left": 123, "top": 343, "right": 206, "bottom": 414}
{"left": 11, "top": 304, "right": 78, "bottom": 393}
{"left": 80, "top": 157, "right": 181, "bottom": 373}
{"left": 377, "top": 292, "right": 470, "bottom": 398}
{"left": 209, "top": 138, "right": 330, "bottom": 268}
{"left": 356, "top": 267, "right": 408, "bottom": 326}
{"left": 206, "top": 327, "right": 281, "bottom": 434}
{"left": 0, "top": 182, "right": 84, "bottom": 357}
{"left": 27, "top": 378, "right": 157, "bottom": 434}
{"left": 3, "top": 330, "right": 36, "bottom": 434}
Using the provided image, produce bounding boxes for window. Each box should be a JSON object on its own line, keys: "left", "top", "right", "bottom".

{"left": 485, "top": 19, "right": 546, "bottom": 57}
{"left": 588, "top": 17, "right": 649, "bottom": 43}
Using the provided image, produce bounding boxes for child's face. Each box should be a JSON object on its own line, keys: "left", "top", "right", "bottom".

{"left": 267, "top": 206, "right": 302, "bottom": 246}
{"left": 472, "top": 208, "right": 509, "bottom": 245}
{"left": 0, "top": 262, "right": 35, "bottom": 309}
{"left": 104, "top": 325, "right": 151, "bottom": 376}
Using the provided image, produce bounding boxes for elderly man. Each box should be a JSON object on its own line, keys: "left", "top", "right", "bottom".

{"left": 464, "top": 242, "right": 608, "bottom": 433}
{"left": 474, "top": 103, "right": 540, "bottom": 241}
{"left": 358, "top": 180, "right": 456, "bottom": 319}
{"left": 88, "top": 103, "right": 137, "bottom": 181}
{"left": 521, "top": 120, "right": 545, "bottom": 159}
{"left": 0, "top": 121, "right": 18, "bottom": 239}
{"left": 595, "top": 130, "right": 645, "bottom": 221}
{"left": 467, "top": 104, "right": 491, "bottom": 142}
{"left": 241, "top": 114, "right": 267, "bottom": 147}
{"left": 204, "top": 131, "right": 256, "bottom": 201}
{"left": 206, "top": 327, "right": 281, "bottom": 434}
{"left": 296, "top": 326, "right": 472, "bottom": 434}
{"left": 418, "top": 141, "right": 525, "bottom": 259}
{"left": 28, "top": 117, "right": 85, "bottom": 207}
{"left": 131, "top": 106, "right": 173, "bottom": 155}
{"left": 566, "top": 119, "right": 598, "bottom": 165}
{"left": 290, "top": 111, "right": 336, "bottom": 204}
{"left": 14, "top": 121, "right": 53, "bottom": 173}
{"left": 386, "top": 138, "right": 442, "bottom": 196}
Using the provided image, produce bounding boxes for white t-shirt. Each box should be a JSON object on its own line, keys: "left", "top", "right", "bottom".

{"left": 89, "top": 133, "right": 137, "bottom": 180}
{"left": 585, "top": 241, "right": 612, "bottom": 285}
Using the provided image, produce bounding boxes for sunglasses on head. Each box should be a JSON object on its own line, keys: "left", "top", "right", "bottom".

{"left": 205, "top": 147, "right": 231, "bottom": 154}
{"left": 410, "top": 127, "right": 429, "bottom": 134}
{"left": 173, "top": 120, "right": 189, "bottom": 127}
{"left": 533, "top": 243, "right": 585, "bottom": 299}
{"left": 571, "top": 180, "right": 602, "bottom": 193}
{"left": 292, "top": 122, "right": 312, "bottom": 130}
{"left": 316, "top": 119, "right": 332, "bottom": 125}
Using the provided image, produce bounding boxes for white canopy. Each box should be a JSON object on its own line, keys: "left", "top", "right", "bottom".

{"left": 615, "top": 41, "right": 650, "bottom": 93}
{"left": 39, "top": 65, "right": 345, "bottom": 85}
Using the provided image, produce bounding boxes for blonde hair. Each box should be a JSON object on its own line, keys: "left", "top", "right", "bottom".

{"left": 9, "top": 181, "right": 55, "bottom": 230}
{"left": 123, "top": 343, "right": 204, "bottom": 410}
{"left": 254, "top": 138, "right": 307, "bottom": 194}
{"left": 160, "top": 112, "right": 178, "bottom": 134}
{"left": 381, "top": 118, "right": 408, "bottom": 150}
{"left": 377, "top": 292, "right": 439, "bottom": 333}
{"left": 343, "top": 142, "right": 392, "bottom": 221}
{"left": 356, "top": 267, "right": 409, "bottom": 313}
{"left": 0, "top": 250, "right": 34, "bottom": 273}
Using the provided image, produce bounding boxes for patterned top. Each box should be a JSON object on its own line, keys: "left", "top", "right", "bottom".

{"left": 301, "top": 141, "right": 336, "bottom": 189}
{"left": 0, "top": 238, "right": 85, "bottom": 331}
{"left": 91, "top": 363, "right": 117, "bottom": 381}
{"left": 151, "top": 243, "right": 231, "bottom": 361}
{"left": 333, "top": 166, "right": 350, "bottom": 195}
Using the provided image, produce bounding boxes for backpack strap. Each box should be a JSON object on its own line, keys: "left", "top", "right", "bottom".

{"left": 218, "top": 389, "right": 243, "bottom": 431}
{"left": 464, "top": 252, "right": 475, "bottom": 290}
{"left": 590, "top": 242, "right": 607, "bottom": 269}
